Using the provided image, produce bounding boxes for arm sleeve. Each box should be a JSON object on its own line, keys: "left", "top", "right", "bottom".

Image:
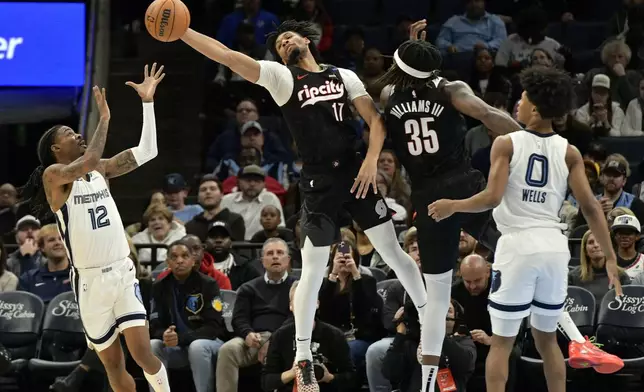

{"left": 256, "top": 61, "right": 295, "bottom": 106}
{"left": 231, "top": 284, "right": 255, "bottom": 339}
{"left": 338, "top": 68, "right": 370, "bottom": 101}
{"left": 261, "top": 328, "right": 290, "bottom": 391}
{"left": 130, "top": 102, "right": 158, "bottom": 166}
{"left": 178, "top": 280, "right": 226, "bottom": 346}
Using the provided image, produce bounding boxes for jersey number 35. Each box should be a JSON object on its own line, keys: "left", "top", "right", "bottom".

{"left": 405, "top": 118, "right": 439, "bottom": 155}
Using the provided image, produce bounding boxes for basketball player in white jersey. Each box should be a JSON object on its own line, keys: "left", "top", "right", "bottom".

{"left": 428, "top": 67, "right": 623, "bottom": 392}
{"left": 20, "top": 64, "right": 170, "bottom": 392}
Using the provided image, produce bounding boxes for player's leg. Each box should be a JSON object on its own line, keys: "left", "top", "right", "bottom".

{"left": 95, "top": 339, "right": 137, "bottom": 392}
{"left": 485, "top": 319, "right": 522, "bottom": 392}
{"left": 122, "top": 326, "right": 169, "bottom": 392}
{"left": 530, "top": 316, "right": 566, "bottom": 392}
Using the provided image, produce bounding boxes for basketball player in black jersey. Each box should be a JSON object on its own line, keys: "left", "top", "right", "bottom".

{"left": 176, "top": 20, "right": 428, "bottom": 391}
{"left": 381, "top": 21, "right": 624, "bottom": 392}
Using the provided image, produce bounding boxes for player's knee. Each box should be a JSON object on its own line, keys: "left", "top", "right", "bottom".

{"left": 531, "top": 320, "right": 558, "bottom": 354}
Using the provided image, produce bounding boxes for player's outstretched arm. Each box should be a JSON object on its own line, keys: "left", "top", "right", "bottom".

{"left": 98, "top": 63, "right": 165, "bottom": 179}
{"left": 445, "top": 81, "right": 521, "bottom": 135}
{"left": 181, "top": 29, "right": 261, "bottom": 83}
{"left": 43, "top": 86, "right": 111, "bottom": 187}
{"left": 566, "top": 145, "right": 622, "bottom": 295}
{"left": 428, "top": 136, "right": 513, "bottom": 220}
{"left": 352, "top": 94, "right": 386, "bottom": 198}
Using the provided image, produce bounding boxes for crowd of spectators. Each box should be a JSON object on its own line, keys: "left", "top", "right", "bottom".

{"left": 2, "top": 0, "right": 644, "bottom": 391}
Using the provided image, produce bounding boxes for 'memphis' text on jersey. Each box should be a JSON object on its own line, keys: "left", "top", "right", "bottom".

{"left": 388, "top": 99, "right": 445, "bottom": 119}
{"left": 73, "top": 188, "right": 111, "bottom": 205}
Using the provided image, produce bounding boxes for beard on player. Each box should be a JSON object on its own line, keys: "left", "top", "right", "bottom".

{"left": 287, "top": 46, "right": 303, "bottom": 65}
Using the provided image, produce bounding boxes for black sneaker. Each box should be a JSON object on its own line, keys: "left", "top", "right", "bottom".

{"left": 49, "top": 367, "right": 85, "bottom": 392}
{"left": 295, "top": 360, "right": 319, "bottom": 392}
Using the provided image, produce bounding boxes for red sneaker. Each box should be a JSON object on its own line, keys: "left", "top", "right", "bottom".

{"left": 568, "top": 336, "right": 624, "bottom": 374}
{"left": 294, "top": 360, "right": 320, "bottom": 392}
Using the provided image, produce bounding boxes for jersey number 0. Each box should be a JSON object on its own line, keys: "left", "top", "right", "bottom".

{"left": 405, "top": 118, "right": 439, "bottom": 155}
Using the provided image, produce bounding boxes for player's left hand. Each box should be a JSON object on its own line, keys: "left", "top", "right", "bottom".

{"left": 126, "top": 63, "right": 166, "bottom": 103}
{"left": 409, "top": 20, "right": 427, "bottom": 41}
{"left": 428, "top": 199, "right": 456, "bottom": 221}
{"left": 351, "top": 157, "right": 378, "bottom": 199}
{"left": 606, "top": 258, "right": 623, "bottom": 297}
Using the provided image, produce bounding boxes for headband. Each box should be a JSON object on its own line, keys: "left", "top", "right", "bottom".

{"left": 394, "top": 49, "right": 432, "bottom": 79}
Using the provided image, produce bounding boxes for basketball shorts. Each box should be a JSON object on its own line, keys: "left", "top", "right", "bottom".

{"left": 412, "top": 168, "right": 500, "bottom": 274}
{"left": 72, "top": 257, "right": 147, "bottom": 352}
{"left": 299, "top": 160, "right": 391, "bottom": 247}
{"left": 488, "top": 228, "right": 570, "bottom": 328}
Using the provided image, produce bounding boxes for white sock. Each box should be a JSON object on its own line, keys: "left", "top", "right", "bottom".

{"left": 144, "top": 363, "right": 170, "bottom": 392}
{"left": 294, "top": 238, "right": 330, "bottom": 362}
{"left": 421, "top": 365, "right": 439, "bottom": 392}
{"left": 557, "top": 312, "right": 585, "bottom": 343}
{"left": 364, "top": 221, "right": 428, "bottom": 319}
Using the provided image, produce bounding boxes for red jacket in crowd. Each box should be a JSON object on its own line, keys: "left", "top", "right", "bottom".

{"left": 157, "top": 252, "right": 232, "bottom": 290}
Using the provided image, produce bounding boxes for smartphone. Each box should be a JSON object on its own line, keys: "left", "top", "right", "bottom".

{"left": 338, "top": 241, "right": 350, "bottom": 255}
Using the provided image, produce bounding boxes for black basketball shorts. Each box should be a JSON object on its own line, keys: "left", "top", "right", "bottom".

{"left": 298, "top": 162, "right": 392, "bottom": 247}
{"left": 412, "top": 168, "right": 500, "bottom": 275}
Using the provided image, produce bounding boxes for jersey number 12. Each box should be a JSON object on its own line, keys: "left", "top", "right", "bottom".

{"left": 405, "top": 118, "right": 439, "bottom": 155}
{"left": 88, "top": 206, "right": 111, "bottom": 230}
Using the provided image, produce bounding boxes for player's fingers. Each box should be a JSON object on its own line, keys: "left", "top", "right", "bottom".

{"left": 420, "top": 31, "right": 427, "bottom": 41}
{"left": 154, "top": 65, "right": 165, "bottom": 79}
{"left": 350, "top": 178, "right": 359, "bottom": 194}
{"left": 144, "top": 64, "right": 149, "bottom": 78}
{"left": 125, "top": 81, "right": 136, "bottom": 88}
{"left": 372, "top": 178, "right": 378, "bottom": 194}
{"left": 156, "top": 73, "right": 166, "bottom": 83}
{"left": 356, "top": 180, "right": 366, "bottom": 199}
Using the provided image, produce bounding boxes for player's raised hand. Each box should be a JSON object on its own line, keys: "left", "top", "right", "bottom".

{"left": 93, "top": 86, "right": 110, "bottom": 120}
{"left": 351, "top": 157, "right": 378, "bottom": 199}
{"left": 428, "top": 199, "right": 456, "bottom": 221}
{"left": 606, "top": 258, "right": 623, "bottom": 297}
{"left": 409, "top": 19, "right": 427, "bottom": 41}
{"left": 125, "top": 63, "right": 166, "bottom": 103}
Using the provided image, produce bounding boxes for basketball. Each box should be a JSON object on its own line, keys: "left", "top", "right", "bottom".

{"left": 145, "top": 0, "right": 190, "bottom": 42}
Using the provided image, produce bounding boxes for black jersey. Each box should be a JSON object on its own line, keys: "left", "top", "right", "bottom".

{"left": 280, "top": 65, "right": 358, "bottom": 168}
{"left": 385, "top": 78, "right": 468, "bottom": 185}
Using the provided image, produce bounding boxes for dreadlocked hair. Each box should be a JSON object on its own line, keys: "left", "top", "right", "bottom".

{"left": 377, "top": 40, "right": 443, "bottom": 91}
{"left": 20, "top": 125, "right": 64, "bottom": 220}
{"left": 266, "top": 20, "right": 321, "bottom": 62}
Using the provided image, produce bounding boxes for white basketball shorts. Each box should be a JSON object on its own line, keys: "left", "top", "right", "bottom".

{"left": 72, "top": 257, "right": 147, "bottom": 352}
{"left": 488, "top": 228, "right": 570, "bottom": 324}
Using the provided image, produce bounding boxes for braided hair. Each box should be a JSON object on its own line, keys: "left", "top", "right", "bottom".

{"left": 378, "top": 40, "right": 443, "bottom": 91}
{"left": 266, "top": 20, "right": 321, "bottom": 64}
{"left": 20, "top": 125, "right": 64, "bottom": 220}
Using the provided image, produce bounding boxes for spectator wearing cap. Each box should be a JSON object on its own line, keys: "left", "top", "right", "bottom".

{"left": 612, "top": 215, "right": 644, "bottom": 278}
{"left": 220, "top": 146, "right": 288, "bottom": 202}
{"left": 221, "top": 165, "right": 285, "bottom": 241}
{"left": 163, "top": 173, "right": 204, "bottom": 223}
{"left": 205, "top": 220, "right": 260, "bottom": 290}
{"left": 132, "top": 204, "right": 187, "bottom": 265}
{"left": 6, "top": 215, "right": 43, "bottom": 277}
{"left": 552, "top": 112, "right": 593, "bottom": 156}
{"left": 18, "top": 224, "right": 71, "bottom": 304}
{"left": 185, "top": 175, "right": 246, "bottom": 242}
{"left": 574, "top": 74, "right": 625, "bottom": 137}
{"left": 436, "top": 0, "right": 507, "bottom": 54}
{"left": 621, "top": 78, "right": 644, "bottom": 136}
{"left": 574, "top": 154, "right": 644, "bottom": 228}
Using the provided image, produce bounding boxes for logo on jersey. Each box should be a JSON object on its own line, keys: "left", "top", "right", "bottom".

{"left": 185, "top": 294, "right": 204, "bottom": 314}
{"left": 134, "top": 283, "right": 143, "bottom": 305}
{"left": 375, "top": 199, "right": 387, "bottom": 219}
{"left": 297, "top": 80, "right": 344, "bottom": 107}
{"left": 490, "top": 270, "right": 502, "bottom": 294}
{"left": 212, "top": 297, "right": 223, "bottom": 312}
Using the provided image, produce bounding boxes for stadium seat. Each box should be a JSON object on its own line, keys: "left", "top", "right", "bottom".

{"left": 376, "top": 278, "right": 399, "bottom": 303}
{"left": 28, "top": 292, "right": 86, "bottom": 377}
{"left": 368, "top": 267, "right": 387, "bottom": 282}
{"left": 290, "top": 268, "right": 302, "bottom": 279}
{"left": 595, "top": 286, "right": 644, "bottom": 368}
{"left": 219, "top": 290, "right": 237, "bottom": 334}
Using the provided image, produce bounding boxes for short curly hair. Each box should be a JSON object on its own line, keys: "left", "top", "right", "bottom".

{"left": 519, "top": 66, "right": 574, "bottom": 120}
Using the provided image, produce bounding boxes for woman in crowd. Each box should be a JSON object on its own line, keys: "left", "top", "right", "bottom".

{"left": 611, "top": 214, "right": 644, "bottom": 277}
{"left": 0, "top": 237, "right": 17, "bottom": 292}
{"left": 574, "top": 74, "right": 625, "bottom": 136}
{"left": 376, "top": 170, "right": 408, "bottom": 222}
{"left": 568, "top": 230, "right": 631, "bottom": 307}
{"left": 469, "top": 48, "right": 511, "bottom": 97}
{"left": 531, "top": 48, "right": 555, "bottom": 67}
{"left": 125, "top": 190, "right": 167, "bottom": 237}
{"left": 377, "top": 150, "right": 411, "bottom": 213}
{"left": 318, "top": 240, "right": 385, "bottom": 379}
{"left": 620, "top": 79, "right": 644, "bottom": 136}
{"left": 132, "top": 203, "right": 186, "bottom": 265}
{"left": 292, "top": 0, "right": 333, "bottom": 55}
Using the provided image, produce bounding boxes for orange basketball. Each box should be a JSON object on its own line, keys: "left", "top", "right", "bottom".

{"left": 145, "top": 0, "right": 190, "bottom": 42}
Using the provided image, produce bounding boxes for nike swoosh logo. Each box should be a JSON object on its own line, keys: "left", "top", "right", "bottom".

{"left": 35, "top": 282, "right": 45, "bottom": 287}
{"left": 297, "top": 74, "right": 308, "bottom": 80}
{"left": 129, "top": 265, "right": 134, "bottom": 271}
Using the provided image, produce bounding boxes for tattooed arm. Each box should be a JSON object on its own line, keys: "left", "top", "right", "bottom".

{"left": 444, "top": 81, "right": 521, "bottom": 135}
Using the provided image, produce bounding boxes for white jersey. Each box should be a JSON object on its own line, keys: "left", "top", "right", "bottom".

{"left": 493, "top": 130, "right": 569, "bottom": 234}
{"left": 54, "top": 171, "right": 130, "bottom": 269}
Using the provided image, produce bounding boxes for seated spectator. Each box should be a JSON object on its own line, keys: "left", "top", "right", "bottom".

{"left": 216, "top": 238, "right": 295, "bottom": 392}
{"left": 18, "top": 224, "right": 71, "bottom": 304}
{"left": 261, "top": 281, "right": 355, "bottom": 392}
{"left": 185, "top": 175, "right": 246, "bottom": 242}
{"left": 378, "top": 150, "right": 412, "bottom": 213}
{"left": 583, "top": 141, "right": 608, "bottom": 165}
{"left": 216, "top": 0, "right": 279, "bottom": 48}
{"left": 552, "top": 112, "right": 593, "bottom": 155}
{"left": 382, "top": 299, "right": 476, "bottom": 392}
{"left": 126, "top": 190, "right": 167, "bottom": 237}
{"left": 0, "top": 183, "right": 17, "bottom": 244}
{"left": 0, "top": 238, "right": 17, "bottom": 292}
{"left": 205, "top": 221, "right": 260, "bottom": 290}
{"left": 132, "top": 204, "right": 187, "bottom": 264}
{"left": 375, "top": 170, "right": 408, "bottom": 222}
{"left": 495, "top": 6, "right": 561, "bottom": 71}
{"left": 318, "top": 241, "right": 384, "bottom": 375}
{"left": 331, "top": 27, "right": 365, "bottom": 72}
{"left": 221, "top": 165, "right": 285, "bottom": 241}
{"left": 568, "top": 230, "right": 631, "bottom": 306}
{"left": 608, "top": 206, "right": 636, "bottom": 227}
{"left": 469, "top": 49, "right": 511, "bottom": 97}
{"left": 352, "top": 221, "right": 385, "bottom": 270}
{"left": 436, "top": 0, "right": 506, "bottom": 54}
{"left": 6, "top": 215, "right": 43, "bottom": 276}
{"left": 574, "top": 74, "right": 625, "bottom": 137}
{"left": 291, "top": 0, "right": 333, "bottom": 55}
{"left": 149, "top": 240, "right": 226, "bottom": 392}
{"left": 620, "top": 78, "right": 644, "bottom": 136}
{"left": 611, "top": 215, "right": 644, "bottom": 277}
{"left": 156, "top": 235, "right": 232, "bottom": 290}
{"left": 163, "top": 173, "right": 204, "bottom": 223}
{"left": 250, "top": 205, "right": 294, "bottom": 243}
{"left": 360, "top": 48, "right": 388, "bottom": 105}
{"left": 221, "top": 146, "right": 290, "bottom": 201}
{"left": 530, "top": 48, "right": 555, "bottom": 67}
{"left": 0, "top": 183, "right": 17, "bottom": 211}
{"left": 465, "top": 92, "right": 507, "bottom": 157}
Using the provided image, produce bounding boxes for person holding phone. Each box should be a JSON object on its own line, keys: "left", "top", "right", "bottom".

{"left": 574, "top": 74, "right": 625, "bottom": 136}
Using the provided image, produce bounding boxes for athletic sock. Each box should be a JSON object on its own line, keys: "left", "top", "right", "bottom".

{"left": 420, "top": 365, "right": 439, "bottom": 392}
{"left": 557, "top": 312, "right": 586, "bottom": 343}
{"left": 364, "top": 221, "right": 427, "bottom": 318}
{"left": 294, "top": 238, "right": 330, "bottom": 362}
{"left": 144, "top": 363, "right": 170, "bottom": 392}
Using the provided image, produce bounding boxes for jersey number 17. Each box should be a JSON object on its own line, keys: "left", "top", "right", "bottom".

{"left": 405, "top": 118, "right": 439, "bottom": 155}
